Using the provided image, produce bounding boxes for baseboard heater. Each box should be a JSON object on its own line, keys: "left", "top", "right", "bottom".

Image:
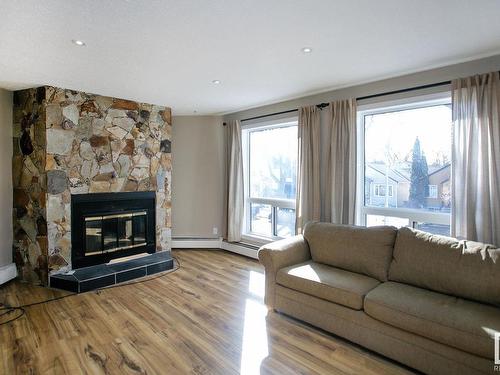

{"left": 171, "top": 237, "right": 222, "bottom": 249}
{"left": 172, "top": 237, "right": 260, "bottom": 259}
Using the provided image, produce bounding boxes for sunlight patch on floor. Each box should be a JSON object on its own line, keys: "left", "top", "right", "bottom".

{"left": 240, "top": 296, "right": 269, "bottom": 374}
{"left": 240, "top": 298, "right": 269, "bottom": 374}
{"left": 248, "top": 271, "right": 265, "bottom": 299}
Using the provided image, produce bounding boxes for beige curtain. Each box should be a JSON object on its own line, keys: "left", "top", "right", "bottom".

{"left": 296, "top": 106, "right": 321, "bottom": 233}
{"left": 223, "top": 120, "right": 244, "bottom": 242}
{"left": 452, "top": 72, "right": 500, "bottom": 246}
{"left": 324, "top": 99, "right": 357, "bottom": 224}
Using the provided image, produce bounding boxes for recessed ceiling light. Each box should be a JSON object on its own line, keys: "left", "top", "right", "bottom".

{"left": 212, "top": 80, "right": 221, "bottom": 85}
{"left": 72, "top": 39, "right": 86, "bottom": 46}
{"left": 301, "top": 47, "right": 312, "bottom": 53}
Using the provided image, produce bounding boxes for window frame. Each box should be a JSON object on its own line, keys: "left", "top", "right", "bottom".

{"left": 241, "top": 116, "right": 298, "bottom": 243}
{"left": 356, "top": 92, "right": 452, "bottom": 229}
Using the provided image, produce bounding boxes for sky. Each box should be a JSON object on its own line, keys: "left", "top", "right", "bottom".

{"left": 364, "top": 104, "right": 452, "bottom": 166}
{"left": 247, "top": 124, "right": 298, "bottom": 197}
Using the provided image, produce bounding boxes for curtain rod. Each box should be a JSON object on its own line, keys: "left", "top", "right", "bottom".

{"left": 224, "top": 103, "right": 327, "bottom": 125}
{"left": 356, "top": 80, "right": 451, "bottom": 101}
{"left": 223, "top": 80, "right": 452, "bottom": 125}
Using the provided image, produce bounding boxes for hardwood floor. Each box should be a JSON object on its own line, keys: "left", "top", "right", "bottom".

{"left": 0, "top": 250, "right": 414, "bottom": 374}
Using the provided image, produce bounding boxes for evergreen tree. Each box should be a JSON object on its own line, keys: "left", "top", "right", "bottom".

{"left": 422, "top": 152, "right": 429, "bottom": 198}
{"left": 409, "top": 137, "right": 429, "bottom": 208}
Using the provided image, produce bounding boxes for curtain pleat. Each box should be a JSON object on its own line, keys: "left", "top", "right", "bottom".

{"left": 296, "top": 106, "right": 321, "bottom": 233}
{"left": 451, "top": 72, "right": 500, "bottom": 246}
{"left": 326, "top": 99, "right": 357, "bottom": 225}
{"left": 224, "top": 120, "right": 244, "bottom": 242}
{"left": 295, "top": 99, "right": 357, "bottom": 233}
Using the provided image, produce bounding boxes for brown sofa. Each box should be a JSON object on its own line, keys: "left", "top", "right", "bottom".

{"left": 258, "top": 222, "right": 500, "bottom": 375}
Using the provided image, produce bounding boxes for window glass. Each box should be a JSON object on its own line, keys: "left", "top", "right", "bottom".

{"left": 415, "top": 222, "right": 451, "bottom": 236}
{"left": 249, "top": 126, "right": 297, "bottom": 199}
{"left": 364, "top": 104, "right": 451, "bottom": 212}
{"left": 243, "top": 121, "right": 298, "bottom": 239}
{"left": 276, "top": 207, "right": 296, "bottom": 238}
{"left": 250, "top": 203, "right": 272, "bottom": 237}
{"left": 361, "top": 100, "right": 452, "bottom": 236}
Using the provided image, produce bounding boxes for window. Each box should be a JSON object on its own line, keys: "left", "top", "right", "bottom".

{"left": 358, "top": 95, "right": 452, "bottom": 236}
{"left": 242, "top": 118, "right": 298, "bottom": 240}
{"left": 373, "top": 184, "right": 394, "bottom": 197}
{"left": 427, "top": 185, "right": 438, "bottom": 198}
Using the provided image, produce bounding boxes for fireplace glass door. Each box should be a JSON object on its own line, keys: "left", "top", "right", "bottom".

{"left": 84, "top": 211, "right": 147, "bottom": 256}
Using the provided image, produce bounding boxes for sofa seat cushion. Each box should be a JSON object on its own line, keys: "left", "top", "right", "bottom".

{"left": 364, "top": 282, "right": 500, "bottom": 359}
{"left": 276, "top": 261, "right": 380, "bottom": 310}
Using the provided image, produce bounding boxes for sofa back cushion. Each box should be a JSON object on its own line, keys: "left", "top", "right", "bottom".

{"left": 389, "top": 227, "right": 500, "bottom": 306}
{"left": 303, "top": 222, "right": 397, "bottom": 281}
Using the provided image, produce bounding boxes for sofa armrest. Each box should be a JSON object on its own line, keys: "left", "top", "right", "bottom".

{"left": 258, "top": 235, "right": 311, "bottom": 309}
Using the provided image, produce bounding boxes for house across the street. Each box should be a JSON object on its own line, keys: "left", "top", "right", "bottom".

{"left": 365, "top": 162, "right": 450, "bottom": 212}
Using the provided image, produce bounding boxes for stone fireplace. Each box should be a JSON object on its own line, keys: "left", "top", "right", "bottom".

{"left": 12, "top": 86, "right": 172, "bottom": 285}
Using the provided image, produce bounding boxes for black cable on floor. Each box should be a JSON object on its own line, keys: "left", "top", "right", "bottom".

{"left": 0, "top": 307, "right": 25, "bottom": 325}
{"left": 0, "top": 255, "right": 181, "bottom": 327}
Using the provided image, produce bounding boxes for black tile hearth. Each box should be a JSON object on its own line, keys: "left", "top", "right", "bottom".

{"left": 49, "top": 252, "right": 174, "bottom": 293}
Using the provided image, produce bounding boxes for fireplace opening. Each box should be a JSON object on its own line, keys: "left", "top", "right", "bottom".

{"left": 85, "top": 210, "right": 147, "bottom": 256}
{"left": 71, "top": 192, "right": 156, "bottom": 269}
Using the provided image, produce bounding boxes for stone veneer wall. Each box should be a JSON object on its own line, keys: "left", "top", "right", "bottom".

{"left": 13, "top": 86, "right": 172, "bottom": 285}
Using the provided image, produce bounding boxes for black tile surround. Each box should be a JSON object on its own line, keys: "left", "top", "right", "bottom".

{"left": 49, "top": 251, "right": 174, "bottom": 293}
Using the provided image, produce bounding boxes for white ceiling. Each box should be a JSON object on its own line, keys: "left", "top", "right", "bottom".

{"left": 1, "top": 0, "right": 500, "bottom": 115}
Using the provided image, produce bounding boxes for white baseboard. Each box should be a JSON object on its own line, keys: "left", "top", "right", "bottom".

{"left": 171, "top": 237, "right": 259, "bottom": 260}
{"left": 0, "top": 263, "right": 17, "bottom": 285}
{"left": 172, "top": 238, "right": 222, "bottom": 249}
{"left": 221, "top": 241, "right": 259, "bottom": 259}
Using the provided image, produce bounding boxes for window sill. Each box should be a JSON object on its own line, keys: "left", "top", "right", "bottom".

{"left": 360, "top": 206, "right": 450, "bottom": 225}
{"left": 241, "top": 233, "right": 280, "bottom": 246}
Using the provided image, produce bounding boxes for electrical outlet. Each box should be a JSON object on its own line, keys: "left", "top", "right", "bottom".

{"left": 212, "top": 227, "right": 218, "bottom": 235}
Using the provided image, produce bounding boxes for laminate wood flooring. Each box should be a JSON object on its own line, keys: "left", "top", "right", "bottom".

{"left": 0, "top": 250, "right": 414, "bottom": 375}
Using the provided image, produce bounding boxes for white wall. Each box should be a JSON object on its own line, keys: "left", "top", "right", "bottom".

{"left": 0, "top": 89, "right": 13, "bottom": 268}
{"left": 224, "top": 55, "right": 500, "bottom": 121}
{"left": 171, "top": 115, "right": 225, "bottom": 239}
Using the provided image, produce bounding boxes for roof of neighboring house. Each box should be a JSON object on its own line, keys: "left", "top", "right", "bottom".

{"left": 428, "top": 163, "right": 450, "bottom": 176}
{"left": 367, "top": 162, "right": 451, "bottom": 184}
{"left": 366, "top": 163, "right": 410, "bottom": 183}
{"left": 428, "top": 164, "right": 451, "bottom": 185}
